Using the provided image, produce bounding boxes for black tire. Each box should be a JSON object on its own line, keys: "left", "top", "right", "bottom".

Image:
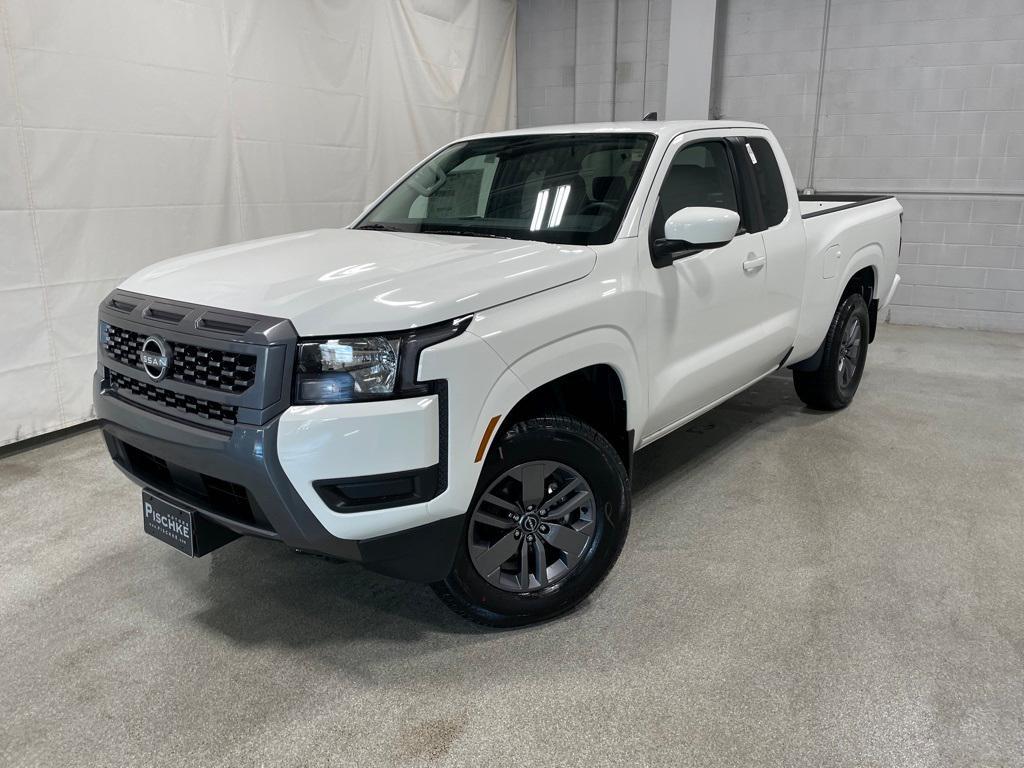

{"left": 433, "top": 415, "right": 630, "bottom": 627}
{"left": 793, "top": 292, "right": 870, "bottom": 411}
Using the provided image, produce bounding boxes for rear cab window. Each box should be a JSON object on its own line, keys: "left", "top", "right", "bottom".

{"left": 744, "top": 137, "right": 789, "bottom": 228}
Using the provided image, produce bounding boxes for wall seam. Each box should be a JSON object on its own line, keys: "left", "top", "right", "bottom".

{"left": 611, "top": 0, "right": 620, "bottom": 120}
{"left": 805, "top": 0, "right": 831, "bottom": 192}
{"left": 641, "top": 0, "right": 651, "bottom": 115}
{"left": 0, "top": 0, "right": 67, "bottom": 427}
{"left": 218, "top": 0, "right": 247, "bottom": 241}
{"left": 708, "top": 0, "right": 728, "bottom": 119}
{"left": 572, "top": 0, "right": 579, "bottom": 123}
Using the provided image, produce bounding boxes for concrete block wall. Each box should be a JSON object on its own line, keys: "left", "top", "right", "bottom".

{"left": 516, "top": 0, "right": 578, "bottom": 127}
{"left": 716, "top": 0, "right": 1024, "bottom": 333}
{"left": 614, "top": 0, "right": 671, "bottom": 121}
{"left": 575, "top": 0, "right": 617, "bottom": 123}
{"left": 517, "top": 0, "right": 670, "bottom": 128}
{"left": 713, "top": 0, "right": 825, "bottom": 187}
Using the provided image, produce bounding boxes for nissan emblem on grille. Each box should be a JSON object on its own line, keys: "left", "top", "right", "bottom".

{"left": 140, "top": 336, "right": 171, "bottom": 381}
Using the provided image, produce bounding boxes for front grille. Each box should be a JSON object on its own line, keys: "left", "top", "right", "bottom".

{"left": 106, "top": 369, "right": 238, "bottom": 425}
{"left": 103, "top": 324, "right": 257, "bottom": 393}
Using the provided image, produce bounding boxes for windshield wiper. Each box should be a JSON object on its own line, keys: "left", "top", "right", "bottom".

{"left": 355, "top": 223, "right": 402, "bottom": 232}
{"left": 423, "top": 228, "right": 511, "bottom": 239}
{"left": 358, "top": 222, "right": 511, "bottom": 239}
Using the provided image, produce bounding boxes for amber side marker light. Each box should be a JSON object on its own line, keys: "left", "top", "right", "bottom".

{"left": 475, "top": 415, "right": 502, "bottom": 463}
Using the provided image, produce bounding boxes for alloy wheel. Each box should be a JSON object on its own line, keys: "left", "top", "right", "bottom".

{"left": 837, "top": 315, "right": 862, "bottom": 389}
{"left": 467, "top": 461, "right": 596, "bottom": 593}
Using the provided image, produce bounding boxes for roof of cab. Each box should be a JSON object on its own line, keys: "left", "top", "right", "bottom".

{"left": 461, "top": 119, "right": 770, "bottom": 142}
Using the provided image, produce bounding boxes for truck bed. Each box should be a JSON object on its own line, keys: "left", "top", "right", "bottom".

{"left": 799, "top": 193, "right": 894, "bottom": 219}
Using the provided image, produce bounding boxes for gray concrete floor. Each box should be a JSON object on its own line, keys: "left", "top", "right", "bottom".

{"left": 1, "top": 324, "right": 1023, "bottom": 767}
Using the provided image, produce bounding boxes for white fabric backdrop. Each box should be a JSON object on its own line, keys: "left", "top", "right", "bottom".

{"left": 0, "top": 0, "right": 516, "bottom": 446}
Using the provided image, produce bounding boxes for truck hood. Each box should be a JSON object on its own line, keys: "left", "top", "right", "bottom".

{"left": 118, "top": 228, "right": 597, "bottom": 336}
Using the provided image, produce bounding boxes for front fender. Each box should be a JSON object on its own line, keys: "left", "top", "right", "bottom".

{"left": 418, "top": 329, "right": 527, "bottom": 524}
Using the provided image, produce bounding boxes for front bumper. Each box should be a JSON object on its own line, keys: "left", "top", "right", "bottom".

{"left": 96, "top": 374, "right": 463, "bottom": 583}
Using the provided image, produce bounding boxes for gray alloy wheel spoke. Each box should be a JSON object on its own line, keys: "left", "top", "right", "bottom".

{"left": 541, "top": 523, "right": 590, "bottom": 567}
{"left": 482, "top": 493, "right": 519, "bottom": 514}
{"left": 844, "top": 318, "right": 859, "bottom": 345}
{"left": 474, "top": 509, "right": 516, "bottom": 530}
{"left": 836, "top": 315, "right": 863, "bottom": 388}
{"left": 518, "top": 539, "right": 531, "bottom": 589}
{"left": 468, "top": 460, "right": 596, "bottom": 593}
{"left": 475, "top": 530, "right": 521, "bottom": 576}
{"left": 537, "top": 476, "right": 583, "bottom": 515}
{"left": 532, "top": 538, "right": 549, "bottom": 587}
{"left": 544, "top": 488, "right": 592, "bottom": 520}
{"left": 519, "top": 462, "right": 549, "bottom": 509}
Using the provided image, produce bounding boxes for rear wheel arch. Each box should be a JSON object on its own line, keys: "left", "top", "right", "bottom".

{"left": 792, "top": 291, "right": 870, "bottom": 410}
{"left": 843, "top": 260, "right": 879, "bottom": 343}
{"left": 793, "top": 263, "right": 880, "bottom": 374}
{"left": 844, "top": 264, "right": 876, "bottom": 302}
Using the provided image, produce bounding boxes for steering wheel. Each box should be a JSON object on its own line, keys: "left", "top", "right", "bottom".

{"left": 580, "top": 201, "right": 618, "bottom": 217}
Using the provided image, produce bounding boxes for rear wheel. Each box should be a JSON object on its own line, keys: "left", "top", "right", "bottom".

{"left": 793, "top": 292, "right": 870, "bottom": 411}
{"left": 433, "top": 416, "right": 630, "bottom": 627}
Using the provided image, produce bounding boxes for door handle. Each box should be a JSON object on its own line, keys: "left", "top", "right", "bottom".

{"left": 742, "top": 253, "right": 766, "bottom": 273}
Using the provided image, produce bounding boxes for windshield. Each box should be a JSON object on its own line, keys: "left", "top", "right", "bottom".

{"left": 356, "top": 133, "right": 655, "bottom": 245}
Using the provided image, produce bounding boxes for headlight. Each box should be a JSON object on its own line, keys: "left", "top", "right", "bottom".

{"left": 293, "top": 315, "right": 472, "bottom": 404}
{"left": 296, "top": 337, "right": 400, "bottom": 403}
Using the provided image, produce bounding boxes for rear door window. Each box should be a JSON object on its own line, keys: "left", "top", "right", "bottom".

{"left": 745, "top": 138, "right": 788, "bottom": 228}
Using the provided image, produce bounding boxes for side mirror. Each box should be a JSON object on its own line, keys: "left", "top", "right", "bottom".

{"left": 652, "top": 207, "right": 740, "bottom": 267}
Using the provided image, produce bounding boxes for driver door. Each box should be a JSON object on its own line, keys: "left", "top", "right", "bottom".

{"left": 640, "top": 135, "right": 777, "bottom": 440}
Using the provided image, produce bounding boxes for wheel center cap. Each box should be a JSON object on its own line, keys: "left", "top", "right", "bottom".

{"left": 520, "top": 514, "right": 540, "bottom": 533}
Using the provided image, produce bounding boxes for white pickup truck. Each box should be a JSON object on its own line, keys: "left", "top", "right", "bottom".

{"left": 95, "top": 121, "right": 901, "bottom": 626}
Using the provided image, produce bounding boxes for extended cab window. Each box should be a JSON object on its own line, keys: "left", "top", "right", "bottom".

{"left": 745, "top": 137, "right": 788, "bottom": 228}
{"left": 357, "top": 133, "right": 655, "bottom": 246}
{"left": 652, "top": 141, "right": 739, "bottom": 240}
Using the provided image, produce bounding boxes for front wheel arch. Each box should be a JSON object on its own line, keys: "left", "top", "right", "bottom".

{"left": 495, "top": 363, "right": 634, "bottom": 475}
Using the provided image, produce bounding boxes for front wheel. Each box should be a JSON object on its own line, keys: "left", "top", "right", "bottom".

{"left": 433, "top": 416, "right": 630, "bottom": 627}
{"left": 793, "top": 292, "right": 870, "bottom": 411}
